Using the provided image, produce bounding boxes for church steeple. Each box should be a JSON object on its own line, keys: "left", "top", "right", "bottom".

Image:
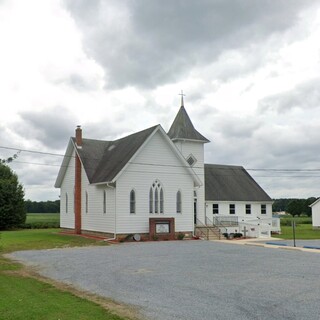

{"left": 167, "top": 96, "right": 209, "bottom": 143}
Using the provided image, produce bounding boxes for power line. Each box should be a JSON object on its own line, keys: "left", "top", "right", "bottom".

{"left": 2, "top": 144, "right": 320, "bottom": 174}
{"left": 0, "top": 145, "right": 66, "bottom": 157}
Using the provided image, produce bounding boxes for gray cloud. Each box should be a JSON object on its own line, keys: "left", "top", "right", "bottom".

{"left": 64, "top": 0, "right": 317, "bottom": 89}
{"left": 205, "top": 113, "right": 320, "bottom": 195}
{"left": 57, "top": 74, "right": 98, "bottom": 91}
{"left": 16, "top": 106, "right": 78, "bottom": 150}
{"left": 259, "top": 78, "right": 320, "bottom": 113}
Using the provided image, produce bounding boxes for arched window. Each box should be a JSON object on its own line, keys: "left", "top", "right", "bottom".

{"left": 85, "top": 191, "right": 88, "bottom": 213}
{"left": 155, "top": 188, "right": 159, "bottom": 213}
{"left": 65, "top": 193, "right": 68, "bottom": 213}
{"left": 130, "top": 189, "right": 136, "bottom": 214}
{"left": 103, "top": 190, "right": 107, "bottom": 214}
{"left": 176, "top": 190, "right": 182, "bottom": 213}
{"left": 149, "top": 180, "right": 164, "bottom": 214}
{"left": 149, "top": 187, "right": 153, "bottom": 213}
{"left": 160, "top": 188, "right": 164, "bottom": 213}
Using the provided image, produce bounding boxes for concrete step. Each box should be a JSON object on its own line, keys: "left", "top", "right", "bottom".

{"left": 195, "top": 226, "right": 221, "bottom": 240}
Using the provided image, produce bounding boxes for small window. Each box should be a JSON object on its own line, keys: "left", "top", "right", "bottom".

{"left": 130, "top": 190, "right": 136, "bottom": 214}
{"left": 65, "top": 193, "right": 68, "bottom": 214}
{"left": 246, "top": 204, "right": 251, "bottom": 215}
{"left": 261, "top": 204, "right": 266, "bottom": 214}
{"left": 176, "top": 190, "right": 182, "bottom": 213}
{"left": 187, "top": 154, "right": 197, "bottom": 167}
{"left": 213, "top": 204, "right": 219, "bottom": 214}
{"left": 85, "top": 191, "right": 88, "bottom": 213}
{"left": 103, "top": 190, "right": 107, "bottom": 214}
{"left": 229, "top": 204, "right": 235, "bottom": 214}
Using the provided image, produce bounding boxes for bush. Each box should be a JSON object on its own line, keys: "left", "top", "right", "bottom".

{"left": 234, "top": 233, "right": 243, "bottom": 238}
{"left": 177, "top": 233, "right": 185, "bottom": 240}
{"left": 19, "top": 221, "right": 60, "bottom": 229}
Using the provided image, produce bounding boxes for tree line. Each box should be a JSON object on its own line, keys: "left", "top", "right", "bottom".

{"left": 272, "top": 197, "right": 317, "bottom": 217}
{"left": 24, "top": 200, "right": 60, "bottom": 213}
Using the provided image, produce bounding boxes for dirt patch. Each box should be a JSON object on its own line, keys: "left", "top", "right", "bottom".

{"left": 4, "top": 265, "right": 144, "bottom": 320}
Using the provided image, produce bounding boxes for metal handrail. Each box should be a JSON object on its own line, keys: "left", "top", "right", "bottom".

{"left": 212, "top": 215, "right": 239, "bottom": 226}
{"left": 206, "top": 216, "right": 227, "bottom": 234}
{"left": 196, "top": 218, "right": 221, "bottom": 240}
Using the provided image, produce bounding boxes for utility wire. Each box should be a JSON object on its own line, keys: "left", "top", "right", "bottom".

{"left": 2, "top": 144, "right": 320, "bottom": 174}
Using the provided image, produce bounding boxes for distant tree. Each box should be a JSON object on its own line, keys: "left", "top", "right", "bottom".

{"left": 0, "top": 162, "right": 26, "bottom": 229}
{"left": 273, "top": 198, "right": 317, "bottom": 217}
{"left": 272, "top": 199, "right": 292, "bottom": 212}
{"left": 24, "top": 200, "right": 60, "bottom": 213}
{"left": 286, "top": 199, "right": 311, "bottom": 217}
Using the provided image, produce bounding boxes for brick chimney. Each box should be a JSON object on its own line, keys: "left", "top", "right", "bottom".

{"left": 75, "top": 125, "right": 82, "bottom": 147}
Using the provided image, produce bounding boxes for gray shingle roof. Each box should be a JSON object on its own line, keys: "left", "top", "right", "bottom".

{"left": 77, "top": 125, "right": 158, "bottom": 184}
{"left": 205, "top": 164, "right": 272, "bottom": 202}
{"left": 167, "top": 106, "right": 209, "bottom": 143}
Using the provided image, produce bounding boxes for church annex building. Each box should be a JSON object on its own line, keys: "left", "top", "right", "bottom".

{"left": 55, "top": 99, "right": 280, "bottom": 240}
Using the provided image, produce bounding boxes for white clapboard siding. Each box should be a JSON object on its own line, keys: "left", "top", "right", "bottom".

{"left": 115, "top": 130, "right": 195, "bottom": 234}
{"left": 205, "top": 201, "right": 273, "bottom": 218}
{"left": 60, "top": 150, "right": 75, "bottom": 229}
{"left": 173, "top": 140, "right": 206, "bottom": 223}
{"left": 311, "top": 200, "right": 320, "bottom": 227}
{"left": 81, "top": 168, "right": 115, "bottom": 234}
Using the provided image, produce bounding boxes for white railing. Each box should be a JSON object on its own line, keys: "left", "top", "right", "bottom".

{"left": 206, "top": 215, "right": 281, "bottom": 238}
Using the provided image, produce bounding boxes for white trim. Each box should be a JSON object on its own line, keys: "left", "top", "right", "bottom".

{"left": 111, "top": 125, "right": 202, "bottom": 187}
{"left": 54, "top": 138, "right": 74, "bottom": 188}
{"left": 310, "top": 198, "right": 320, "bottom": 207}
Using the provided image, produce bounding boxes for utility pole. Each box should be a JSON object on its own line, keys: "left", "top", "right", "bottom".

{"left": 292, "top": 217, "right": 296, "bottom": 247}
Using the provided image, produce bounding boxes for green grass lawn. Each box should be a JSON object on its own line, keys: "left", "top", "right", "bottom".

{"left": 0, "top": 274, "right": 124, "bottom": 320}
{"left": 274, "top": 223, "right": 320, "bottom": 239}
{"left": 1, "top": 228, "right": 106, "bottom": 253}
{"left": 0, "top": 229, "right": 127, "bottom": 320}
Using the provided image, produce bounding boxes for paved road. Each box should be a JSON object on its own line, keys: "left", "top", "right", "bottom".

{"left": 9, "top": 241, "right": 320, "bottom": 320}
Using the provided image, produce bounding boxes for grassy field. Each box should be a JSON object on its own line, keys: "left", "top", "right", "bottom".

{"left": 273, "top": 216, "right": 320, "bottom": 239}
{"left": 26, "top": 213, "right": 60, "bottom": 224}
{"left": 275, "top": 224, "right": 320, "bottom": 239}
{"left": 0, "top": 229, "right": 128, "bottom": 320}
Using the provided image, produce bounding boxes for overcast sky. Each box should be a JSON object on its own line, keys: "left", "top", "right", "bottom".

{"left": 1, "top": 0, "right": 320, "bottom": 201}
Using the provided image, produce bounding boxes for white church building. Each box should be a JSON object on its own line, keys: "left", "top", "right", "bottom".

{"left": 55, "top": 98, "right": 279, "bottom": 240}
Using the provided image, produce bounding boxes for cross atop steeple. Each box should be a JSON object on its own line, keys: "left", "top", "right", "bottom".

{"left": 178, "top": 90, "right": 185, "bottom": 107}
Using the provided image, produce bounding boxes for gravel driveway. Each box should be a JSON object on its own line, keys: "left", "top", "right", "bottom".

{"left": 8, "top": 240, "right": 320, "bottom": 320}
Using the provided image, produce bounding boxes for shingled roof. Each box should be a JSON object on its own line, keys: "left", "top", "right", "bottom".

{"left": 76, "top": 125, "right": 158, "bottom": 184}
{"left": 167, "top": 106, "right": 209, "bottom": 143}
{"left": 205, "top": 164, "right": 272, "bottom": 202}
